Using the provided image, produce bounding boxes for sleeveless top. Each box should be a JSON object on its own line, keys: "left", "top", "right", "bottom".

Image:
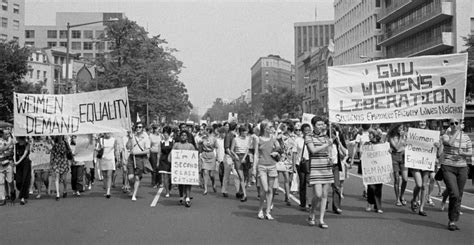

{"left": 234, "top": 136, "right": 250, "bottom": 154}
{"left": 258, "top": 136, "right": 277, "bottom": 166}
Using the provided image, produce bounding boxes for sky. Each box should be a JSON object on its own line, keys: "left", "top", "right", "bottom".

{"left": 25, "top": 0, "right": 334, "bottom": 115}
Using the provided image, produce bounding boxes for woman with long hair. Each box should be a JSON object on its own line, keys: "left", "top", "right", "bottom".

{"left": 387, "top": 123, "right": 408, "bottom": 206}
{"left": 50, "top": 136, "right": 70, "bottom": 201}
{"left": 254, "top": 120, "right": 280, "bottom": 220}
{"left": 305, "top": 116, "right": 333, "bottom": 229}
{"left": 14, "top": 136, "right": 31, "bottom": 205}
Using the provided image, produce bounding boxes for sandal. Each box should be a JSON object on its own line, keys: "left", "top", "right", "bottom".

{"left": 400, "top": 199, "right": 407, "bottom": 206}
{"left": 307, "top": 215, "right": 316, "bottom": 226}
{"left": 319, "top": 222, "right": 329, "bottom": 229}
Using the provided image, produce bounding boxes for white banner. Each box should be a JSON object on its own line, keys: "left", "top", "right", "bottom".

{"left": 30, "top": 140, "right": 51, "bottom": 170}
{"left": 328, "top": 53, "right": 467, "bottom": 124}
{"left": 14, "top": 87, "right": 131, "bottom": 136}
{"left": 361, "top": 143, "right": 393, "bottom": 185}
{"left": 228, "top": 112, "right": 238, "bottom": 123}
{"left": 301, "top": 113, "right": 315, "bottom": 130}
{"left": 404, "top": 128, "right": 440, "bottom": 171}
{"left": 171, "top": 149, "right": 199, "bottom": 186}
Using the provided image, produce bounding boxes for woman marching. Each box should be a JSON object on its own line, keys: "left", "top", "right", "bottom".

{"left": 230, "top": 125, "right": 251, "bottom": 201}
{"left": 199, "top": 127, "right": 218, "bottom": 195}
{"left": 364, "top": 129, "right": 384, "bottom": 213}
{"left": 50, "top": 136, "right": 70, "bottom": 201}
{"left": 98, "top": 133, "right": 119, "bottom": 199}
{"left": 441, "top": 118, "right": 472, "bottom": 231}
{"left": 387, "top": 124, "right": 409, "bottom": 206}
{"left": 14, "top": 136, "right": 31, "bottom": 205}
{"left": 171, "top": 131, "right": 197, "bottom": 207}
{"left": 254, "top": 120, "right": 281, "bottom": 220}
{"left": 158, "top": 126, "right": 173, "bottom": 197}
{"left": 305, "top": 116, "right": 334, "bottom": 229}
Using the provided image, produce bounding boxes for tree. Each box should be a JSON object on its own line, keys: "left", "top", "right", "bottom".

{"left": 260, "top": 87, "right": 303, "bottom": 120}
{"left": 203, "top": 98, "right": 253, "bottom": 123}
{"left": 0, "top": 41, "right": 31, "bottom": 121}
{"left": 92, "top": 18, "right": 192, "bottom": 124}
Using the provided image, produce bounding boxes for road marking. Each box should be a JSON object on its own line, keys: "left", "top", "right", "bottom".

{"left": 348, "top": 173, "right": 474, "bottom": 211}
{"left": 150, "top": 187, "right": 163, "bottom": 207}
{"left": 277, "top": 187, "right": 301, "bottom": 205}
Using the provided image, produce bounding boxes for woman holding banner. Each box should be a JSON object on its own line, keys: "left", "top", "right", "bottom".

{"left": 51, "top": 136, "right": 70, "bottom": 201}
{"left": 305, "top": 116, "right": 333, "bottom": 229}
{"left": 14, "top": 136, "right": 31, "bottom": 205}
{"left": 364, "top": 129, "right": 384, "bottom": 213}
{"left": 388, "top": 124, "right": 408, "bottom": 207}
{"left": 441, "top": 118, "right": 472, "bottom": 231}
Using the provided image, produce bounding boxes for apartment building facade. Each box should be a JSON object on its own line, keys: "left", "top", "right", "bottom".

{"left": 0, "top": 0, "right": 24, "bottom": 43}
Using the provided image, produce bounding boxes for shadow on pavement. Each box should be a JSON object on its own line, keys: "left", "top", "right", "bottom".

{"left": 398, "top": 218, "right": 447, "bottom": 231}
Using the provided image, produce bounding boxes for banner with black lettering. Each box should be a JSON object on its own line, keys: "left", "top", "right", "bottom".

{"left": 404, "top": 128, "right": 440, "bottom": 171}
{"left": 361, "top": 143, "right": 393, "bottom": 185}
{"left": 328, "top": 53, "right": 467, "bottom": 124}
{"left": 14, "top": 87, "right": 131, "bottom": 136}
{"left": 171, "top": 149, "right": 199, "bottom": 185}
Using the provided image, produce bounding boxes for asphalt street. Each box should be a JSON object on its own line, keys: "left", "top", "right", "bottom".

{"left": 1, "top": 168, "right": 473, "bottom": 245}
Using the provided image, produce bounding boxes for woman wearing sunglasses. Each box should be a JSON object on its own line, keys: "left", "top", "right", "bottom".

{"left": 441, "top": 119, "right": 472, "bottom": 231}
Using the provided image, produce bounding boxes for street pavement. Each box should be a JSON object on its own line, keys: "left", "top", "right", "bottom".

{"left": 1, "top": 168, "right": 473, "bottom": 245}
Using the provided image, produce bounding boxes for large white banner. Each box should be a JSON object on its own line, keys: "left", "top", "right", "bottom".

{"left": 14, "top": 87, "right": 131, "bottom": 136}
{"left": 404, "top": 128, "right": 440, "bottom": 171}
{"left": 361, "top": 143, "right": 393, "bottom": 185}
{"left": 171, "top": 149, "right": 199, "bottom": 185}
{"left": 328, "top": 54, "right": 467, "bottom": 124}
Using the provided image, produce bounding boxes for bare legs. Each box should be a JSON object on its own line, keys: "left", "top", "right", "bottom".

{"left": 394, "top": 169, "right": 408, "bottom": 205}
{"left": 103, "top": 170, "right": 113, "bottom": 197}
{"left": 258, "top": 173, "right": 275, "bottom": 218}
{"left": 310, "top": 183, "right": 329, "bottom": 227}
{"left": 128, "top": 174, "right": 140, "bottom": 201}
{"left": 162, "top": 173, "right": 170, "bottom": 196}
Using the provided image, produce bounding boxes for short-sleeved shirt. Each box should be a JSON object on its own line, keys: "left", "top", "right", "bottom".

{"left": 130, "top": 132, "right": 151, "bottom": 153}
{"left": 216, "top": 138, "right": 225, "bottom": 162}
{"left": 149, "top": 133, "right": 162, "bottom": 153}
{"left": 443, "top": 132, "right": 472, "bottom": 167}
{"left": 173, "top": 142, "right": 196, "bottom": 151}
{"left": 224, "top": 131, "right": 236, "bottom": 154}
{"left": 304, "top": 133, "right": 330, "bottom": 159}
{"left": 0, "top": 137, "right": 13, "bottom": 166}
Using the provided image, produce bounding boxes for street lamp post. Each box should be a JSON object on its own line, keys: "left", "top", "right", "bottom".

{"left": 65, "top": 18, "right": 118, "bottom": 94}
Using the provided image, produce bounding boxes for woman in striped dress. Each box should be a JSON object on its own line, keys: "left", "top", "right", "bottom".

{"left": 304, "top": 116, "right": 334, "bottom": 229}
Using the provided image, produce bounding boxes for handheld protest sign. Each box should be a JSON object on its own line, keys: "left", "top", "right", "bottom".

{"left": 171, "top": 149, "right": 199, "bottom": 185}
{"left": 361, "top": 142, "right": 393, "bottom": 185}
{"left": 13, "top": 87, "right": 132, "bottom": 136}
{"left": 404, "top": 128, "right": 440, "bottom": 171}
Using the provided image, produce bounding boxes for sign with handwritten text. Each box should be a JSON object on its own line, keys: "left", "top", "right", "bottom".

{"left": 361, "top": 143, "right": 393, "bottom": 185}
{"left": 404, "top": 128, "right": 439, "bottom": 171}
{"left": 13, "top": 87, "right": 131, "bottom": 136}
{"left": 30, "top": 140, "right": 52, "bottom": 170}
{"left": 171, "top": 149, "right": 199, "bottom": 185}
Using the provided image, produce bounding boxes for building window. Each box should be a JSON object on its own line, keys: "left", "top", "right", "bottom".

{"left": 82, "top": 53, "right": 94, "bottom": 59}
{"left": 83, "top": 30, "right": 93, "bottom": 39}
{"left": 1, "top": 17, "right": 7, "bottom": 28}
{"left": 71, "top": 30, "right": 81, "bottom": 39}
{"left": 36, "top": 70, "right": 40, "bottom": 79}
{"left": 47, "top": 30, "right": 57, "bottom": 38}
{"left": 25, "top": 41, "right": 34, "bottom": 46}
{"left": 43, "top": 71, "right": 47, "bottom": 78}
{"left": 47, "top": 42, "right": 57, "bottom": 47}
{"left": 29, "top": 70, "right": 33, "bottom": 78}
{"left": 54, "top": 56, "right": 58, "bottom": 64}
{"left": 1, "top": 0, "right": 7, "bottom": 11}
{"left": 13, "top": 20, "right": 19, "bottom": 30}
{"left": 25, "top": 30, "right": 34, "bottom": 38}
{"left": 59, "top": 42, "right": 67, "bottom": 48}
{"left": 95, "top": 30, "right": 104, "bottom": 39}
{"left": 71, "top": 42, "right": 81, "bottom": 50}
{"left": 83, "top": 42, "right": 93, "bottom": 50}
{"left": 13, "top": 3, "right": 19, "bottom": 14}
{"left": 59, "top": 30, "right": 67, "bottom": 39}
{"left": 12, "top": 36, "right": 18, "bottom": 41}
{"left": 96, "top": 41, "right": 105, "bottom": 50}
{"left": 375, "top": 0, "right": 381, "bottom": 8}
{"left": 0, "top": 34, "right": 7, "bottom": 41}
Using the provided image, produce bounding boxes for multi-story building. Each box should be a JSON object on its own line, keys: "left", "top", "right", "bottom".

{"left": 294, "top": 21, "right": 334, "bottom": 94}
{"left": 0, "top": 0, "right": 24, "bottom": 43}
{"left": 24, "top": 48, "right": 53, "bottom": 93}
{"left": 25, "top": 12, "right": 123, "bottom": 60}
{"left": 379, "top": 0, "right": 472, "bottom": 58}
{"left": 333, "top": 0, "right": 383, "bottom": 65}
{"left": 378, "top": 0, "right": 474, "bottom": 132}
{"left": 251, "top": 54, "right": 295, "bottom": 117}
{"left": 301, "top": 46, "right": 333, "bottom": 115}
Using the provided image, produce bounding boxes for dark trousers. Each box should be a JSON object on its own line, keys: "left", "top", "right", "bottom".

{"left": 332, "top": 164, "right": 342, "bottom": 211}
{"left": 15, "top": 161, "right": 31, "bottom": 199}
{"left": 86, "top": 167, "right": 95, "bottom": 185}
{"left": 149, "top": 153, "right": 161, "bottom": 186}
{"left": 71, "top": 165, "right": 84, "bottom": 192}
{"left": 441, "top": 165, "right": 468, "bottom": 222}
{"left": 367, "top": 184, "right": 383, "bottom": 210}
{"left": 218, "top": 161, "right": 224, "bottom": 187}
{"left": 297, "top": 164, "right": 308, "bottom": 207}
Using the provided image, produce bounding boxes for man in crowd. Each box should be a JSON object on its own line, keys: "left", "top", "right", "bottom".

{"left": 126, "top": 122, "right": 151, "bottom": 201}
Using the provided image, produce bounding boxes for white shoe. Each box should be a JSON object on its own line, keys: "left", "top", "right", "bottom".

{"left": 265, "top": 213, "right": 274, "bottom": 220}
{"left": 76, "top": 191, "right": 81, "bottom": 196}
{"left": 88, "top": 185, "right": 92, "bottom": 190}
{"left": 165, "top": 193, "right": 170, "bottom": 198}
{"left": 131, "top": 196, "right": 137, "bottom": 201}
{"left": 257, "top": 210, "right": 264, "bottom": 219}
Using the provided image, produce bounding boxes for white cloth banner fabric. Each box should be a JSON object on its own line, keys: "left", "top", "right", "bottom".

{"left": 171, "top": 149, "right": 200, "bottom": 186}
{"left": 404, "top": 128, "right": 440, "bottom": 171}
{"left": 14, "top": 87, "right": 131, "bottom": 136}
{"left": 328, "top": 53, "right": 467, "bottom": 124}
{"left": 361, "top": 143, "right": 393, "bottom": 185}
